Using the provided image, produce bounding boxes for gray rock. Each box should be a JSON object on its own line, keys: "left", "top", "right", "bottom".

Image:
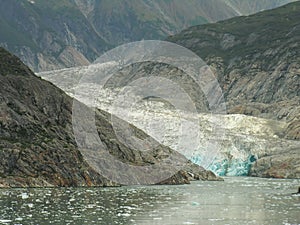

{"left": 167, "top": 2, "right": 300, "bottom": 178}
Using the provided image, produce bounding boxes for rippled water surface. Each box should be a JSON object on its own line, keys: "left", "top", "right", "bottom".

{"left": 0, "top": 177, "right": 299, "bottom": 225}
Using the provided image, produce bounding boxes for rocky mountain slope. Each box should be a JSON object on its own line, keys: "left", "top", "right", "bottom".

{"left": 223, "top": 0, "right": 297, "bottom": 15}
{"left": 167, "top": 1, "right": 300, "bottom": 140}
{"left": 0, "top": 0, "right": 111, "bottom": 72}
{"left": 0, "top": 47, "right": 221, "bottom": 188}
{"left": 75, "top": 0, "right": 285, "bottom": 45}
{"left": 41, "top": 2, "right": 300, "bottom": 178}
{"left": 0, "top": 0, "right": 296, "bottom": 71}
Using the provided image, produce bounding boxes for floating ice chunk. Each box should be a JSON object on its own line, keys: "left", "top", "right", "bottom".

{"left": 87, "top": 204, "right": 95, "bottom": 209}
{"left": 208, "top": 218, "right": 224, "bottom": 221}
{"left": 191, "top": 202, "right": 200, "bottom": 206}
{"left": 21, "top": 193, "right": 29, "bottom": 199}
{"left": 0, "top": 220, "right": 12, "bottom": 223}
{"left": 117, "top": 213, "right": 131, "bottom": 217}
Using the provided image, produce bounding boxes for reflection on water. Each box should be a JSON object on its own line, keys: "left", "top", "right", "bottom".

{"left": 0, "top": 177, "right": 299, "bottom": 225}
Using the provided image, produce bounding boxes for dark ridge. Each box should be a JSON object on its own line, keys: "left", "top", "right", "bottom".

{"left": 0, "top": 47, "right": 34, "bottom": 77}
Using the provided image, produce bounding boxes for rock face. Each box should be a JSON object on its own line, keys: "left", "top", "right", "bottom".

{"left": 167, "top": 2, "right": 300, "bottom": 134}
{"left": 249, "top": 147, "right": 300, "bottom": 179}
{"left": 0, "top": 0, "right": 295, "bottom": 71}
{"left": 41, "top": 2, "right": 300, "bottom": 178}
{"left": 166, "top": 2, "right": 300, "bottom": 178}
{"left": 0, "top": 47, "right": 221, "bottom": 188}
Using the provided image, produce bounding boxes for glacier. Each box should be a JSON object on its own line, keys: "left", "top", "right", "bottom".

{"left": 38, "top": 64, "right": 299, "bottom": 177}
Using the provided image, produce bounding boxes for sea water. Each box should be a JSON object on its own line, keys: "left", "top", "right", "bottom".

{"left": 0, "top": 177, "right": 299, "bottom": 225}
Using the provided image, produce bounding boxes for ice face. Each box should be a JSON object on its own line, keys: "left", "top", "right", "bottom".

{"left": 191, "top": 154, "right": 257, "bottom": 176}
